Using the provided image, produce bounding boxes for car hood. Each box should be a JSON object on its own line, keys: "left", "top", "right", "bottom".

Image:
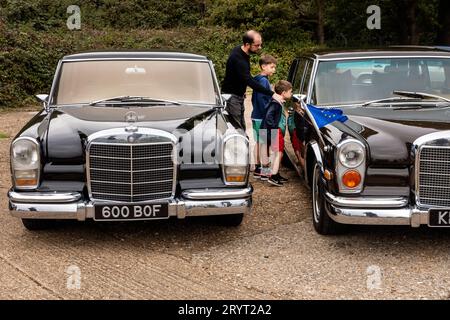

{"left": 331, "top": 105, "right": 450, "bottom": 166}
{"left": 46, "top": 104, "right": 220, "bottom": 162}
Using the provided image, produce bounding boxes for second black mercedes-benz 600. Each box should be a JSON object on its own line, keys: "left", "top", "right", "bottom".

{"left": 285, "top": 47, "right": 450, "bottom": 234}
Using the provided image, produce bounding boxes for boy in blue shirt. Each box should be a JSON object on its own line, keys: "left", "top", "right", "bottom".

{"left": 251, "top": 55, "right": 277, "bottom": 179}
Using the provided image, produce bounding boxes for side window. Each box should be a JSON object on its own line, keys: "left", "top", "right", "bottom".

{"left": 301, "top": 61, "right": 313, "bottom": 95}
{"left": 292, "top": 59, "right": 307, "bottom": 94}
{"left": 287, "top": 59, "right": 299, "bottom": 83}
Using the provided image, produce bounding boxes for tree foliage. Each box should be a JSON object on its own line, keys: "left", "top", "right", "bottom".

{"left": 1, "top": 0, "right": 450, "bottom": 108}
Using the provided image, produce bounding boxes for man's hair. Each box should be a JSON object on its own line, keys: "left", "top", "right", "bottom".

{"left": 274, "top": 80, "right": 292, "bottom": 94}
{"left": 259, "top": 55, "right": 277, "bottom": 67}
{"left": 242, "top": 30, "right": 260, "bottom": 45}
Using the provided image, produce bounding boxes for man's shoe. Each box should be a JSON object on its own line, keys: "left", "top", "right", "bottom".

{"left": 268, "top": 175, "right": 283, "bottom": 187}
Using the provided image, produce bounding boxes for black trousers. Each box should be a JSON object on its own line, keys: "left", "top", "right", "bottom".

{"left": 225, "top": 94, "right": 246, "bottom": 130}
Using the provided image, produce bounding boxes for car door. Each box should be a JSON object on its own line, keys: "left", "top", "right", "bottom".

{"left": 284, "top": 58, "right": 313, "bottom": 174}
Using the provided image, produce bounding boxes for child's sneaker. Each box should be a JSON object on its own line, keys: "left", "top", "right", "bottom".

{"left": 253, "top": 166, "right": 262, "bottom": 179}
{"left": 260, "top": 167, "right": 270, "bottom": 181}
{"left": 268, "top": 174, "right": 283, "bottom": 187}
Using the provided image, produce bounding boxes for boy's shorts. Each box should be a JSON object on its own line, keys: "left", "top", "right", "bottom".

{"left": 252, "top": 119, "right": 263, "bottom": 143}
{"left": 270, "top": 128, "right": 285, "bottom": 152}
{"left": 291, "top": 128, "right": 303, "bottom": 153}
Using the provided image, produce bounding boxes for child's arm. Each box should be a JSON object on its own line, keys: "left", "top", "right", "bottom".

{"left": 261, "top": 77, "right": 272, "bottom": 109}
{"left": 264, "top": 103, "right": 278, "bottom": 129}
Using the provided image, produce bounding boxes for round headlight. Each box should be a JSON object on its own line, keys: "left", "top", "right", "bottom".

{"left": 12, "top": 139, "right": 39, "bottom": 169}
{"left": 338, "top": 141, "right": 365, "bottom": 168}
{"left": 224, "top": 136, "right": 248, "bottom": 166}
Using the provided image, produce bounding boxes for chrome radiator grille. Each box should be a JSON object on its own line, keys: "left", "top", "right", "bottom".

{"left": 88, "top": 142, "right": 175, "bottom": 202}
{"left": 418, "top": 146, "right": 450, "bottom": 207}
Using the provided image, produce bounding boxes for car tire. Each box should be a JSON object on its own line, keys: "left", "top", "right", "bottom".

{"left": 21, "top": 219, "right": 55, "bottom": 231}
{"left": 311, "top": 161, "right": 344, "bottom": 235}
{"left": 216, "top": 213, "right": 244, "bottom": 227}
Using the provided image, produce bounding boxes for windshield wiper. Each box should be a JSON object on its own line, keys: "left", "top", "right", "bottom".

{"left": 392, "top": 90, "right": 450, "bottom": 103}
{"left": 361, "top": 96, "right": 419, "bottom": 107}
{"left": 89, "top": 95, "right": 181, "bottom": 106}
{"left": 362, "top": 91, "right": 450, "bottom": 107}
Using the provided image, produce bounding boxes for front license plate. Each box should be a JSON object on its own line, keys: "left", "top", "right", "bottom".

{"left": 428, "top": 209, "right": 450, "bottom": 227}
{"left": 94, "top": 203, "right": 169, "bottom": 221}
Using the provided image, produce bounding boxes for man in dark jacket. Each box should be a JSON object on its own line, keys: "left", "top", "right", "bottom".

{"left": 222, "top": 30, "right": 282, "bottom": 130}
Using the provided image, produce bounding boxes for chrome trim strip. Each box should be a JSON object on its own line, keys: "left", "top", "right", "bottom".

{"left": 182, "top": 186, "right": 253, "bottom": 200}
{"left": 48, "top": 60, "right": 63, "bottom": 105}
{"left": 325, "top": 191, "right": 408, "bottom": 208}
{"left": 90, "top": 155, "right": 171, "bottom": 160}
{"left": 304, "top": 140, "right": 323, "bottom": 186}
{"left": 90, "top": 196, "right": 174, "bottom": 205}
{"left": 307, "top": 58, "right": 318, "bottom": 105}
{"left": 414, "top": 130, "right": 450, "bottom": 147}
{"left": 317, "top": 55, "right": 450, "bottom": 62}
{"left": 90, "top": 179, "right": 173, "bottom": 185}
{"left": 91, "top": 167, "right": 173, "bottom": 173}
{"left": 87, "top": 128, "right": 177, "bottom": 144}
{"left": 8, "top": 191, "right": 81, "bottom": 203}
{"left": 62, "top": 58, "right": 211, "bottom": 62}
{"left": 91, "top": 191, "right": 172, "bottom": 197}
{"left": 208, "top": 60, "right": 224, "bottom": 106}
{"left": 89, "top": 141, "right": 176, "bottom": 146}
{"left": 130, "top": 191, "right": 173, "bottom": 197}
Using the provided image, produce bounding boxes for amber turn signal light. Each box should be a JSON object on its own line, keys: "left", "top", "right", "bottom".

{"left": 15, "top": 178, "right": 38, "bottom": 187}
{"left": 324, "top": 169, "right": 333, "bottom": 180}
{"left": 342, "top": 170, "right": 361, "bottom": 188}
{"left": 226, "top": 176, "right": 246, "bottom": 183}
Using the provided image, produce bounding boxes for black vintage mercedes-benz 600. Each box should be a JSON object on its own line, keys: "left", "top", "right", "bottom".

{"left": 285, "top": 47, "right": 450, "bottom": 234}
{"left": 8, "top": 51, "right": 252, "bottom": 230}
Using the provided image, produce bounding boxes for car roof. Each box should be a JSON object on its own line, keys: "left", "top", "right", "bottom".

{"left": 62, "top": 51, "right": 209, "bottom": 61}
{"left": 301, "top": 46, "right": 450, "bottom": 60}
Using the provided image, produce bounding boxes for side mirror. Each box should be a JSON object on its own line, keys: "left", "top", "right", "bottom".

{"left": 36, "top": 94, "right": 49, "bottom": 103}
{"left": 292, "top": 94, "right": 306, "bottom": 103}
{"left": 221, "top": 94, "right": 232, "bottom": 107}
{"left": 36, "top": 94, "right": 49, "bottom": 111}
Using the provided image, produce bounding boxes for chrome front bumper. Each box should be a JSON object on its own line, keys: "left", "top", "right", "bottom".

{"left": 8, "top": 187, "right": 252, "bottom": 220}
{"left": 324, "top": 191, "right": 430, "bottom": 227}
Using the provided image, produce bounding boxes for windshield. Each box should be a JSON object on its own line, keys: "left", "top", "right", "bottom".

{"left": 54, "top": 60, "right": 218, "bottom": 105}
{"left": 313, "top": 58, "right": 450, "bottom": 105}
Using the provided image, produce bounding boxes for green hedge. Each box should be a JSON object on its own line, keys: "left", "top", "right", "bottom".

{"left": 0, "top": 24, "right": 315, "bottom": 108}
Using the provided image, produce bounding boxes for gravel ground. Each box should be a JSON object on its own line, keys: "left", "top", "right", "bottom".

{"left": 2, "top": 105, "right": 450, "bottom": 300}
